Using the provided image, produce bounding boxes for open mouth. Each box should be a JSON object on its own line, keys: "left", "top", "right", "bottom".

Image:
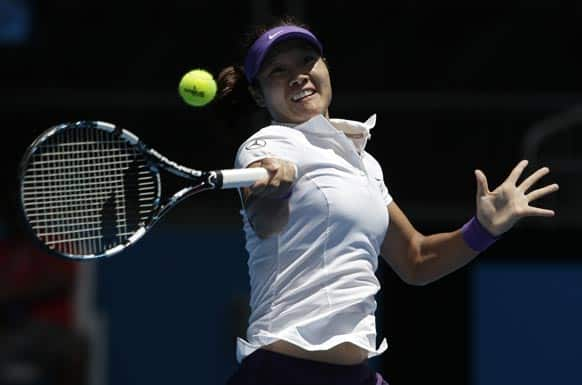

{"left": 291, "top": 89, "right": 316, "bottom": 102}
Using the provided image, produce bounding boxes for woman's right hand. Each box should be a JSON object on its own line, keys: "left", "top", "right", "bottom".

{"left": 243, "top": 158, "right": 297, "bottom": 238}
{"left": 247, "top": 158, "right": 297, "bottom": 200}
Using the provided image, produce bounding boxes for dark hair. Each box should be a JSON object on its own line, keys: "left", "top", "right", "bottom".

{"left": 215, "top": 16, "right": 312, "bottom": 128}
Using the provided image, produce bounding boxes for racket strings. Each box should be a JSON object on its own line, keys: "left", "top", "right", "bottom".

{"left": 21, "top": 182, "right": 157, "bottom": 202}
{"left": 21, "top": 124, "right": 159, "bottom": 257}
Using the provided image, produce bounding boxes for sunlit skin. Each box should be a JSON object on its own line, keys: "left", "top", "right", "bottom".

{"left": 250, "top": 39, "right": 332, "bottom": 124}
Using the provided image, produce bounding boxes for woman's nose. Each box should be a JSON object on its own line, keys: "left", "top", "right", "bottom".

{"left": 289, "top": 75, "right": 308, "bottom": 88}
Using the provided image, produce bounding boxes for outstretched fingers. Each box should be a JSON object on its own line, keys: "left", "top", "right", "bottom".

{"left": 505, "top": 159, "right": 529, "bottom": 185}
{"left": 475, "top": 169, "right": 490, "bottom": 197}
{"left": 526, "top": 206, "right": 556, "bottom": 217}
{"left": 526, "top": 183, "right": 559, "bottom": 202}
{"left": 519, "top": 166, "right": 550, "bottom": 192}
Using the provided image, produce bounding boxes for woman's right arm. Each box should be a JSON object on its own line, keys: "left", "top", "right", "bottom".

{"left": 242, "top": 158, "right": 297, "bottom": 238}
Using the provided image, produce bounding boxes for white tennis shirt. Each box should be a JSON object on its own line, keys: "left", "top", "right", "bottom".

{"left": 234, "top": 114, "right": 392, "bottom": 364}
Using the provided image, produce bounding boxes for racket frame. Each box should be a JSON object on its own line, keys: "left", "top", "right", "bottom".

{"left": 18, "top": 120, "right": 263, "bottom": 260}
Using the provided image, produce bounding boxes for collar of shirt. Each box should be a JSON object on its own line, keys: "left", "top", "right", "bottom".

{"left": 272, "top": 114, "right": 377, "bottom": 153}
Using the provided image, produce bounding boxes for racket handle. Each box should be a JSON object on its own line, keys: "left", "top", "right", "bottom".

{"left": 218, "top": 167, "right": 269, "bottom": 189}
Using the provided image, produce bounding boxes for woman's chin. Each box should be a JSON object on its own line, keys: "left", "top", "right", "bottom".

{"left": 292, "top": 105, "right": 326, "bottom": 122}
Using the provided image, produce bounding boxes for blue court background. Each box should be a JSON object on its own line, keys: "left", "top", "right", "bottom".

{"left": 473, "top": 262, "right": 582, "bottom": 385}
{"left": 97, "top": 225, "right": 250, "bottom": 385}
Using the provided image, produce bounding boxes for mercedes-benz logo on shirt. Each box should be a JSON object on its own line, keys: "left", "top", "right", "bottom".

{"left": 245, "top": 139, "right": 267, "bottom": 150}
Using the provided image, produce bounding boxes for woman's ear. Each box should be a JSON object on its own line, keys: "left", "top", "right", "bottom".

{"left": 248, "top": 85, "right": 266, "bottom": 107}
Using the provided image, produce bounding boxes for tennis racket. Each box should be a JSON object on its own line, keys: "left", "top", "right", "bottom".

{"left": 18, "top": 120, "right": 267, "bottom": 260}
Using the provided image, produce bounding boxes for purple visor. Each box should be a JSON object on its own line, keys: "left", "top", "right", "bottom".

{"left": 244, "top": 25, "right": 323, "bottom": 83}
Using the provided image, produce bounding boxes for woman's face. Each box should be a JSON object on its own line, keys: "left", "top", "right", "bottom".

{"left": 254, "top": 39, "right": 332, "bottom": 124}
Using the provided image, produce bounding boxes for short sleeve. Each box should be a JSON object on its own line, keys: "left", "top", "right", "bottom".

{"left": 378, "top": 178, "right": 393, "bottom": 206}
{"left": 362, "top": 151, "right": 393, "bottom": 206}
{"left": 234, "top": 126, "right": 304, "bottom": 169}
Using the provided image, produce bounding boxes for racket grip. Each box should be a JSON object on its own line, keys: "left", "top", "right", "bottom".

{"left": 219, "top": 168, "right": 269, "bottom": 189}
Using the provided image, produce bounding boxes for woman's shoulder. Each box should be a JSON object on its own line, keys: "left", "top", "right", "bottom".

{"left": 239, "top": 123, "right": 306, "bottom": 147}
{"left": 234, "top": 124, "right": 307, "bottom": 168}
{"left": 252, "top": 123, "right": 304, "bottom": 138}
{"left": 362, "top": 150, "right": 386, "bottom": 177}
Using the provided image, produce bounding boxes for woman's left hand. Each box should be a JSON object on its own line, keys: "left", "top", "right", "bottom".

{"left": 474, "top": 160, "right": 559, "bottom": 236}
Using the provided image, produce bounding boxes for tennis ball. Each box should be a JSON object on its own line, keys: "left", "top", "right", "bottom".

{"left": 178, "top": 69, "right": 217, "bottom": 107}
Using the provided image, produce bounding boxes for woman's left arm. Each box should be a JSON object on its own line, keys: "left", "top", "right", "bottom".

{"left": 381, "top": 160, "right": 559, "bottom": 286}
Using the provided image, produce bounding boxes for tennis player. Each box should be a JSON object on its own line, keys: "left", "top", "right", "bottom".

{"left": 218, "top": 17, "right": 559, "bottom": 385}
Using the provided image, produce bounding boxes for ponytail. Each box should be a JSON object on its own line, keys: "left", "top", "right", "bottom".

{"left": 217, "top": 64, "right": 256, "bottom": 107}
{"left": 216, "top": 65, "right": 246, "bottom": 100}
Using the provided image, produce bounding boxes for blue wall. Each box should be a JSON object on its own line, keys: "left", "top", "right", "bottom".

{"left": 97, "top": 225, "right": 250, "bottom": 385}
{"left": 472, "top": 262, "right": 582, "bottom": 385}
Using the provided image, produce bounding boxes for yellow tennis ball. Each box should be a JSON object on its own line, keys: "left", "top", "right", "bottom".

{"left": 178, "top": 69, "right": 217, "bottom": 107}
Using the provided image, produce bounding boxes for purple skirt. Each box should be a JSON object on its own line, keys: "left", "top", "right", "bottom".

{"left": 226, "top": 348, "right": 389, "bottom": 385}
